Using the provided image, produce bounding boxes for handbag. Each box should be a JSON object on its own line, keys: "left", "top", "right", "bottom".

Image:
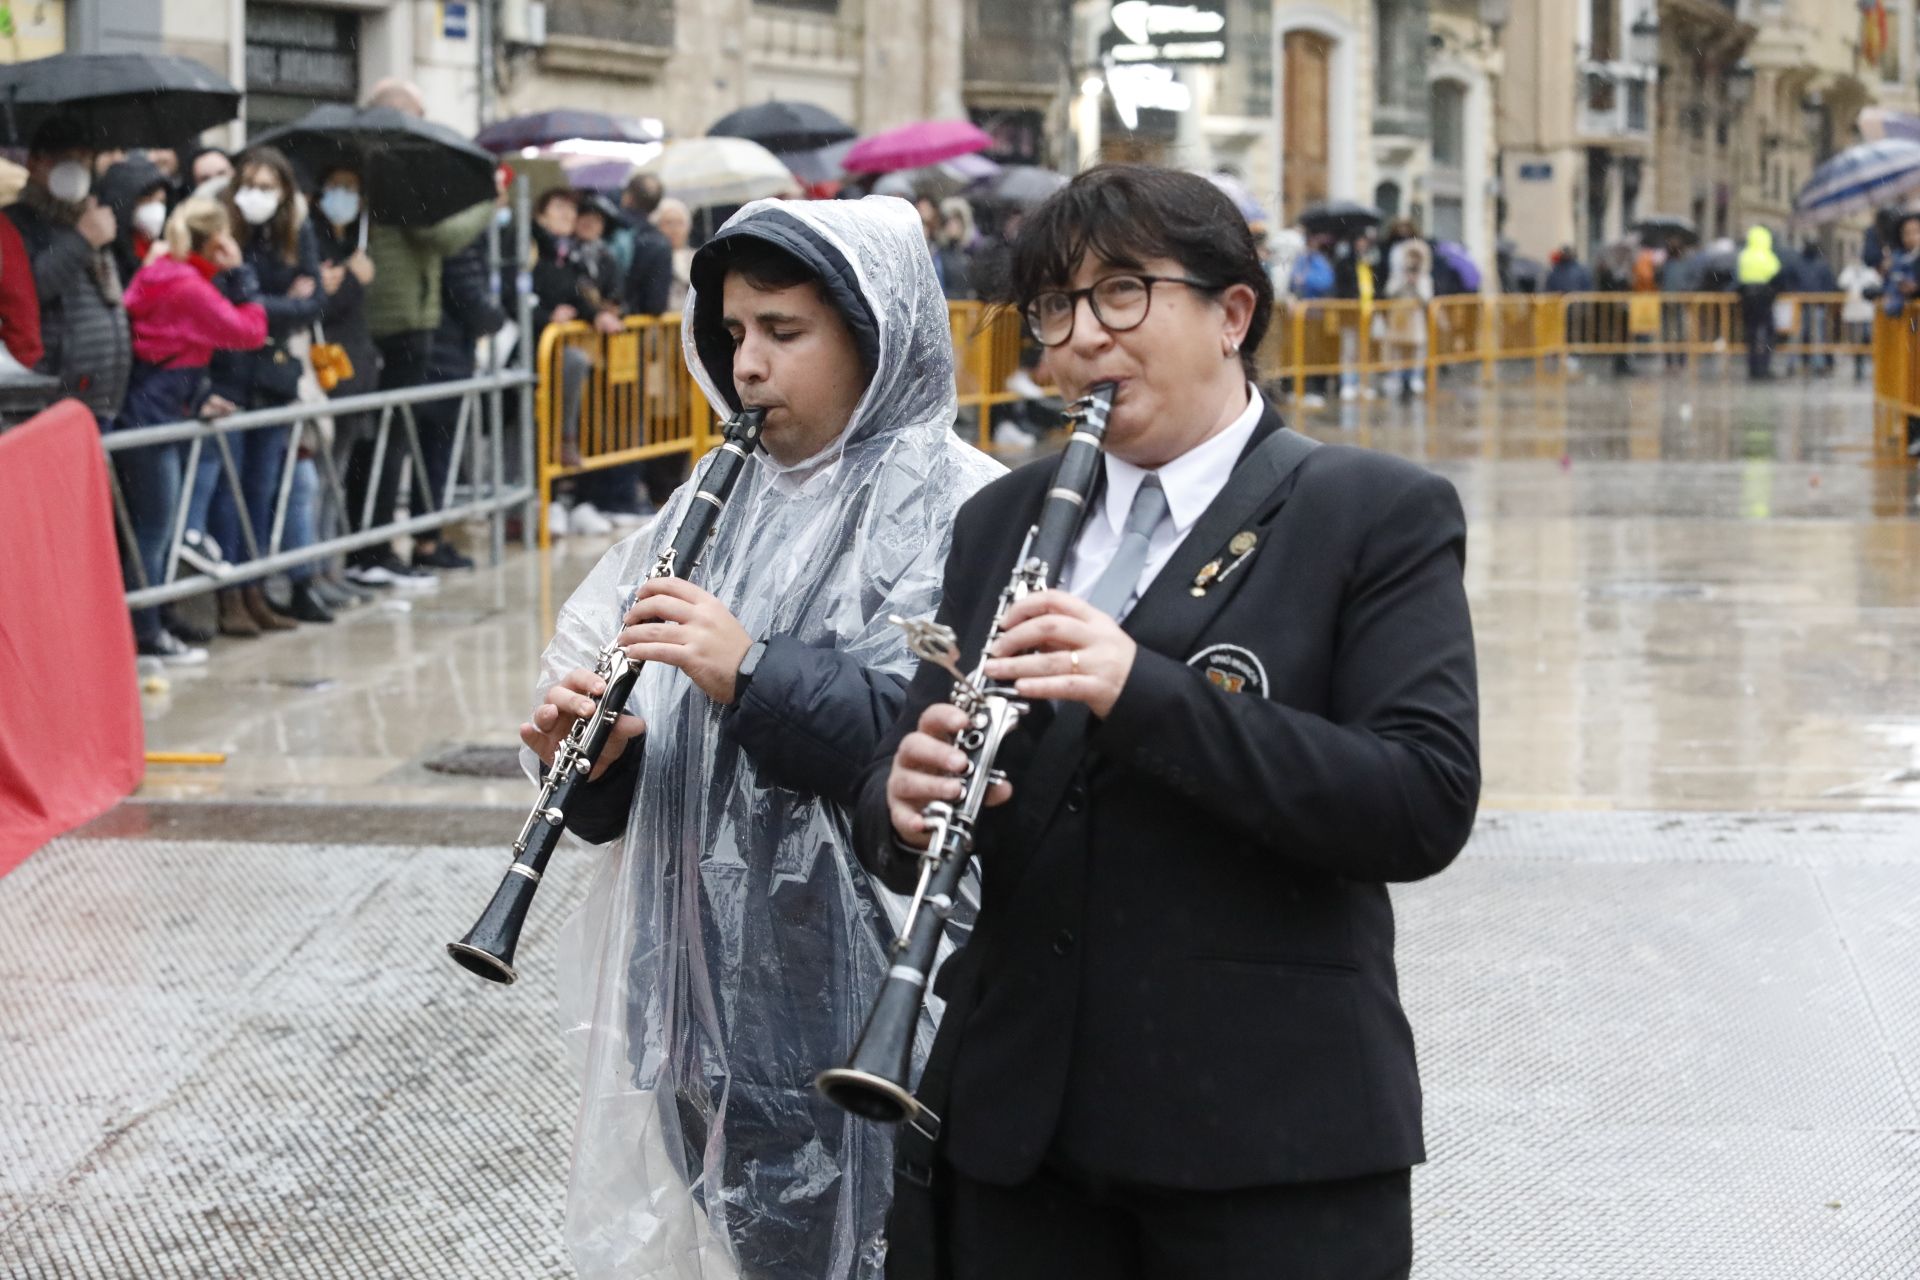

{"left": 255, "top": 338, "right": 304, "bottom": 401}
{"left": 309, "top": 324, "right": 355, "bottom": 392}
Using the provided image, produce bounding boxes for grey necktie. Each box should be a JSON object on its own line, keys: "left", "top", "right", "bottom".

{"left": 1085, "top": 474, "right": 1169, "bottom": 619}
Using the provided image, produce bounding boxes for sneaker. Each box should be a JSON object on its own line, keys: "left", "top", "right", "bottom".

{"left": 1006, "top": 369, "right": 1046, "bottom": 400}
{"left": 547, "top": 503, "right": 571, "bottom": 538}
{"left": 993, "top": 421, "right": 1037, "bottom": 450}
{"left": 413, "top": 541, "right": 475, "bottom": 571}
{"left": 371, "top": 550, "right": 438, "bottom": 591}
{"left": 605, "top": 509, "right": 649, "bottom": 531}
{"left": 570, "top": 502, "right": 614, "bottom": 536}
{"left": 177, "top": 529, "right": 233, "bottom": 579}
{"left": 1301, "top": 393, "right": 1327, "bottom": 409}
{"left": 346, "top": 560, "right": 403, "bottom": 588}
{"left": 1339, "top": 383, "right": 1359, "bottom": 402}
{"left": 138, "top": 630, "right": 209, "bottom": 666}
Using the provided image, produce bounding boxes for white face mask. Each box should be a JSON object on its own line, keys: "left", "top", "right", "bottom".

{"left": 132, "top": 200, "right": 167, "bottom": 241}
{"left": 234, "top": 185, "right": 281, "bottom": 226}
{"left": 318, "top": 186, "right": 361, "bottom": 227}
{"left": 46, "top": 160, "right": 91, "bottom": 204}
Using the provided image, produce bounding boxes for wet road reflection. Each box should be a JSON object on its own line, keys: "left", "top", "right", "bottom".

{"left": 139, "top": 370, "right": 1920, "bottom": 813}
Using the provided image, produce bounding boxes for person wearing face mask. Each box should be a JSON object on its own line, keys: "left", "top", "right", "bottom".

{"left": 96, "top": 154, "right": 171, "bottom": 288}
{"left": 4, "top": 116, "right": 132, "bottom": 426}
{"left": 862, "top": 166, "right": 1479, "bottom": 1280}
{"left": 196, "top": 145, "right": 328, "bottom": 635}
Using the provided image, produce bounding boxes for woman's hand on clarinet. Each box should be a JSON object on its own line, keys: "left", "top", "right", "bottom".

{"left": 983, "top": 589, "right": 1137, "bottom": 719}
{"left": 618, "top": 578, "right": 753, "bottom": 705}
{"left": 520, "top": 667, "right": 646, "bottom": 781}
{"left": 886, "top": 704, "right": 1013, "bottom": 848}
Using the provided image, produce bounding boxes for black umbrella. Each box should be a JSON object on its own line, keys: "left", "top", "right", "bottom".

{"left": 253, "top": 105, "right": 496, "bottom": 227}
{"left": 0, "top": 52, "right": 239, "bottom": 149}
{"left": 474, "top": 109, "right": 657, "bottom": 155}
{"left": 709, "top": 101, "right": 856, "bottom": 153}
{"left": 978, "top": 164, "right": 1067, "bottom": 208}
{"left": 1297, "top": 199, "right": 1384, "bottom": 237}
{"left": 776, "top": 140, "right": 856, "bottom": 186}
{"left": 1634, "top": 213, "right": 1698, "bottom": 245}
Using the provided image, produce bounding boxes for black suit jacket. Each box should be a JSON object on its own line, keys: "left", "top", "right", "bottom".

{"left": 851, "top": 402, "right": 1480, "bottom": 1192}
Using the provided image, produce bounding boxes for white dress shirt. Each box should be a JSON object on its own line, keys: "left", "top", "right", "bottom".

{"left": 1062, "top": 388, "right": 1266, "bottom": 606}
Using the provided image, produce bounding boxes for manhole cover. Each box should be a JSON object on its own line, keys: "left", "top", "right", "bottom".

{"left": 422, "top": 745, "right": 524, "bottom": 778}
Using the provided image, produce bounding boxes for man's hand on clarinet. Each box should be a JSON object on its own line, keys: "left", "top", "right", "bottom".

{"left": 983, "top": 589, "right": 1137, "bottom": 719}
{"left": 886, "top": 703, "right": 1013, "bottom": 848}
{"left": 618, "top": 577, "right": 753, "bottom": 705}
{"left": 520, "top": 668, "right": 646, "bottom": 781}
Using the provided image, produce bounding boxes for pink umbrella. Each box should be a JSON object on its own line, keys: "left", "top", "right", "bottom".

{"left": 842, "top": 119, "right": 993, "bottom": 175}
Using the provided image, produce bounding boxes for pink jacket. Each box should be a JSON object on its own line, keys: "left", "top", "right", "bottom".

{"left": 123, "top": 255, "right": 267, "bottom": 369}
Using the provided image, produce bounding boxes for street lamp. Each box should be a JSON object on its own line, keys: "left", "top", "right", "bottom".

{"left": 1726, "top": 59, "right": 1756, "bottom": 109}
{"left": 1629, "top": 9, "right": 1660, "bottom": 65}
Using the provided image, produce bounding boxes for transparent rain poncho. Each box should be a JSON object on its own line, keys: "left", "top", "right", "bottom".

{"left": 527, "top": 197, "right": 1003, "bottom": 1280}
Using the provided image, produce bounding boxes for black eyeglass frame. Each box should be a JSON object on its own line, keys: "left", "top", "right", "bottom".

{"left": 1022, "top": 273, "right": 1217, "bottom": 347}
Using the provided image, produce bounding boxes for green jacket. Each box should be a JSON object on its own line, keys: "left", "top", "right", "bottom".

{"left": 365, "top": 200, "right": 498, "bottom": 339}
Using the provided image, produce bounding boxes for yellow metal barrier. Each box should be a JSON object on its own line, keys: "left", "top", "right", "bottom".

{"left": 1872, "top": 304, "right": 1920, "bottom": 457}
{"left": 949, "top": 300, "right": 1030, "bottom": 447}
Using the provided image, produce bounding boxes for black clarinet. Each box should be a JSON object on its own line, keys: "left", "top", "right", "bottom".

{"left": 815, "top": 382, "right": 1116, "bottom": 1128}
{"left": 448, "top": 407, "right": 767, "bottom": 984}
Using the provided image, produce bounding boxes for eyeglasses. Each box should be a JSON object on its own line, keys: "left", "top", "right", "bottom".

{"left": 1023, "top": 274, "right": 1213, "bottom": 347}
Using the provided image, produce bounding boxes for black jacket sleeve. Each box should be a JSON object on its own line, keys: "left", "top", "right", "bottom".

{"left": 442, "top": 240, "right": 506, "bottom": 340}
{"left": 1091, "top": 471, "right": 1479, "bottom": 883}
{"left": 726, "top": 634, "right": 912, "bottom": 807}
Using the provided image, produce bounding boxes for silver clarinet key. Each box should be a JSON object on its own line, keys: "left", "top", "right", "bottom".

{"left": 889, "top": 614, "right": 969, "bottom": 684}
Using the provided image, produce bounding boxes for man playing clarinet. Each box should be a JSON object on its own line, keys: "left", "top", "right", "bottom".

{"left": 856, "top": 165, "right": 1481, "bottom": 1280}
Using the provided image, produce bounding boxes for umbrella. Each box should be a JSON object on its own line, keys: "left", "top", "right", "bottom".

{"left": 252, "top": 105, "right": 497, "bottom": 226}
{"left": 977, "top": 164, "right": 1066, "bottom": 208}
{"left": 1794, "top": 138, "right": 1920, "bottom": 224}
{"left": 475, "top": 109, "right": 657, "bottom": 154}
{"left": 842, "top": 119, "right": 992, "bottom": 175}
{"left": 1434, "top": 240, "right": 1483, "bottom": 292}
{"left": 710, "top": 101, "right": 856, "bottom": 153}
{"left": 1506, "top": 256, "right": 1547, "bottom": 292}
{"left": 1297, "top": 199, "right": 1383, "bottom": 237}
{"left": 0, "top": 52, "right": 239, "bottom": 149}
{"left": 1634, "top": 213, "right": 1698, "bottom": 245}
{"left": 871, "top": 154, "right": 1000, "bottom": 202}
{"left": 562, "top": 157, "right": 635, "bottom": 194}
{"left": 637, "top": 137, "right": 795, "bottom": 208}
{"left": 1207, "top": 173, "right": 1271, "bottom": 224}
{"left": 776, "top": 140, "right": 856, "bottom": 186}
{"left": 1857, "top": 107, "right": 1920, "bottom": 144}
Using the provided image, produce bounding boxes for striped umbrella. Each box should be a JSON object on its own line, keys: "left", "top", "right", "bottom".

{"left": 1793, "top": 138, "right": 1920, "bottom": 223}
{"left": 1856, "top": 107, "right": 1920, "bottom": 144}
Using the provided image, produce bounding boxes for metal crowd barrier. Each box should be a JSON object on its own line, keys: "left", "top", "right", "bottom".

{"left": 102, "top": 368, "right": 534, "bottom": 609}
{"left": 1872, "top": 303, "right": 1920, "bottom": 455}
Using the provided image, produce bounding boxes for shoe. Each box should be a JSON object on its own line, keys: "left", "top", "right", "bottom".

{"left": 137, "top": 630, "right": 209, "bottom": 666}
{"left": 217, "top": 588, "right": 260, "bottom": 638}
{"left": 242, "top": 583, "right": 297, "bottom": 631}
{"left": 413, "top": 541, "right": 475, "bottom": 571}
{"left": 285, "top": 581, "right": 335, "bottom": 623}
{"left": 993, "top": 422, "right": 1037, "bottom": 450}
{"left": 1409, "top": 376, "right": 1427, "bottom": 396}
{"left": 346, "top": 560, "right": 401, "bottom": 588}
{"left": 1339, "top": 384, "right": 1358, "bottom": 402}
{"left": 373, "top": 550, "right": 438, "bottom": 592}
{"left": 547, "top": 503, "right": 571, "bottom": 538}
{"left": 164, "top": 606, "right": 215, "bottom": 645}
{"left": 605, "top": 509, "right": 649, "bottom": 531}
{"left": 177, "top": 530, "right": 234, "bottom": 579}
{"left": 1301, "top": 393, "right": 1326, "bottom": 409}
{"left": 1006, "top": 369, "right": 1046, "bottom": 400}
{"left": 570, "top": 502, "right": 614, "bottom": 536}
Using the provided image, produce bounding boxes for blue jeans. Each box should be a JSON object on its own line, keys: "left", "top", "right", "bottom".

{"left": 116, "top": 365, "right": 207, "bottom": 644}
{"left": 203, "top": 394, "right": 295, "bottom": 564}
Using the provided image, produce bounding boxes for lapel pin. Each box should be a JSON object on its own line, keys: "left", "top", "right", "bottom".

{"left": 1190, "top": 560, "right": 1221, "bottom": 597}
{"left": 1229, "top": 531, "right": 1257, "bottom": 556}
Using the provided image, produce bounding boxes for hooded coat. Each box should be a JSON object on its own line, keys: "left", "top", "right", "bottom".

{"left": 1737, "top": 226, "right": 1782, "bottom": 287}
{"left": 525, "top": 196, "right": 1002, "bottom": 1280}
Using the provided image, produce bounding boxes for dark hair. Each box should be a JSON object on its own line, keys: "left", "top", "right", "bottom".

{"left": 1009, "top": 164, "right": 1273, "bottom": 378}
{"left": 535, "top": 186, "right": 578, "bottom": 217}
{"left": 623, "top": 172, "right": 663, "bottom": 218}
{"left": 29, "top": 115, "right": 91, "bottom": 157}
{"left": 226, "top": 145, "right": 304, "bottom": 266}
{"left": 711, "top": 234, "right": 820, "bottom": 294}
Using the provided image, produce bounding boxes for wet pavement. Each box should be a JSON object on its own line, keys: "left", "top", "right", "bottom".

{"left": 7, "top": 367, "right": 1920, "bottom": 1277}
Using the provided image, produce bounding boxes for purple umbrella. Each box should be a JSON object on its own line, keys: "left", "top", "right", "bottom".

{"left": 1434, "top": 241, "right": 1482, "bottom": 292}
{"left": 842, "top": 120, "right": 993, "bottom": 175}
{"left": 475, "top": 109, "right": 656, "bottom": 154}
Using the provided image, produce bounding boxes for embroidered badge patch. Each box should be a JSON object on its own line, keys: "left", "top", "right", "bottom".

{"left": 1187, "top": 643, "right": 1269, "bottom": 697}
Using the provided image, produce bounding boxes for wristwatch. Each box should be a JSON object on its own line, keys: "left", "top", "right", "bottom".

{"left": 733, "top": 639, "right": 768, "bottom": 703}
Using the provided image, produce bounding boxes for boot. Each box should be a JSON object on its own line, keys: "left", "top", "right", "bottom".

{"left": 217, "top": 588, "right": 260, "bottom": 638}
{"left": 242, "top": 583, "right": 297, "bottom": 632}
{"left": 164, "top": 604, "right": 215, "bottom": 645}
{"left": 284, "top": 581, "right": 335, "bottom": 624}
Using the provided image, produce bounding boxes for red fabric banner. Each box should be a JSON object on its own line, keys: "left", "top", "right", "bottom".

{"left": 0, "top": 400, "right": 144, "bottom": 874}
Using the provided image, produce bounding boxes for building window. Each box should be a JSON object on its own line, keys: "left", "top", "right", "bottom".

{"left": 245, "top": 4, "right": 360, "bottom": 136}
{"left": 1431, "top": 81, "right": 1466, "bottom": 168}
{"left": 1376, "top": 180, "right": 1402, "bottom": 216}
{"left": 760, "top": 0, "right": 839, "bottom": 11}
{"left": 1432, "top": 195, "right": 1464, "bottom": 244}
{"left": 1588, "top": 0, "right": 1618, "bottom": 61}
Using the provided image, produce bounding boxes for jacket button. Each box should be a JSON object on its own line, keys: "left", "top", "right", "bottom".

{"left": 1065, "top": 785, "right": 1087, "bottom": 813}
{"left": 1053, "top": 930, "right": 1075, "bottom": 956}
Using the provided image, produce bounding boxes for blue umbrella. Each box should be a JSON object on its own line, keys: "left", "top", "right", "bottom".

{"left": 1794, "top": 138, "right": 1920, "bottom": 224}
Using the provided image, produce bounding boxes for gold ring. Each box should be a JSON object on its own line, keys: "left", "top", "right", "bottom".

{"left": 1069, "top": 650, "right": 1080, "bottom": 674}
